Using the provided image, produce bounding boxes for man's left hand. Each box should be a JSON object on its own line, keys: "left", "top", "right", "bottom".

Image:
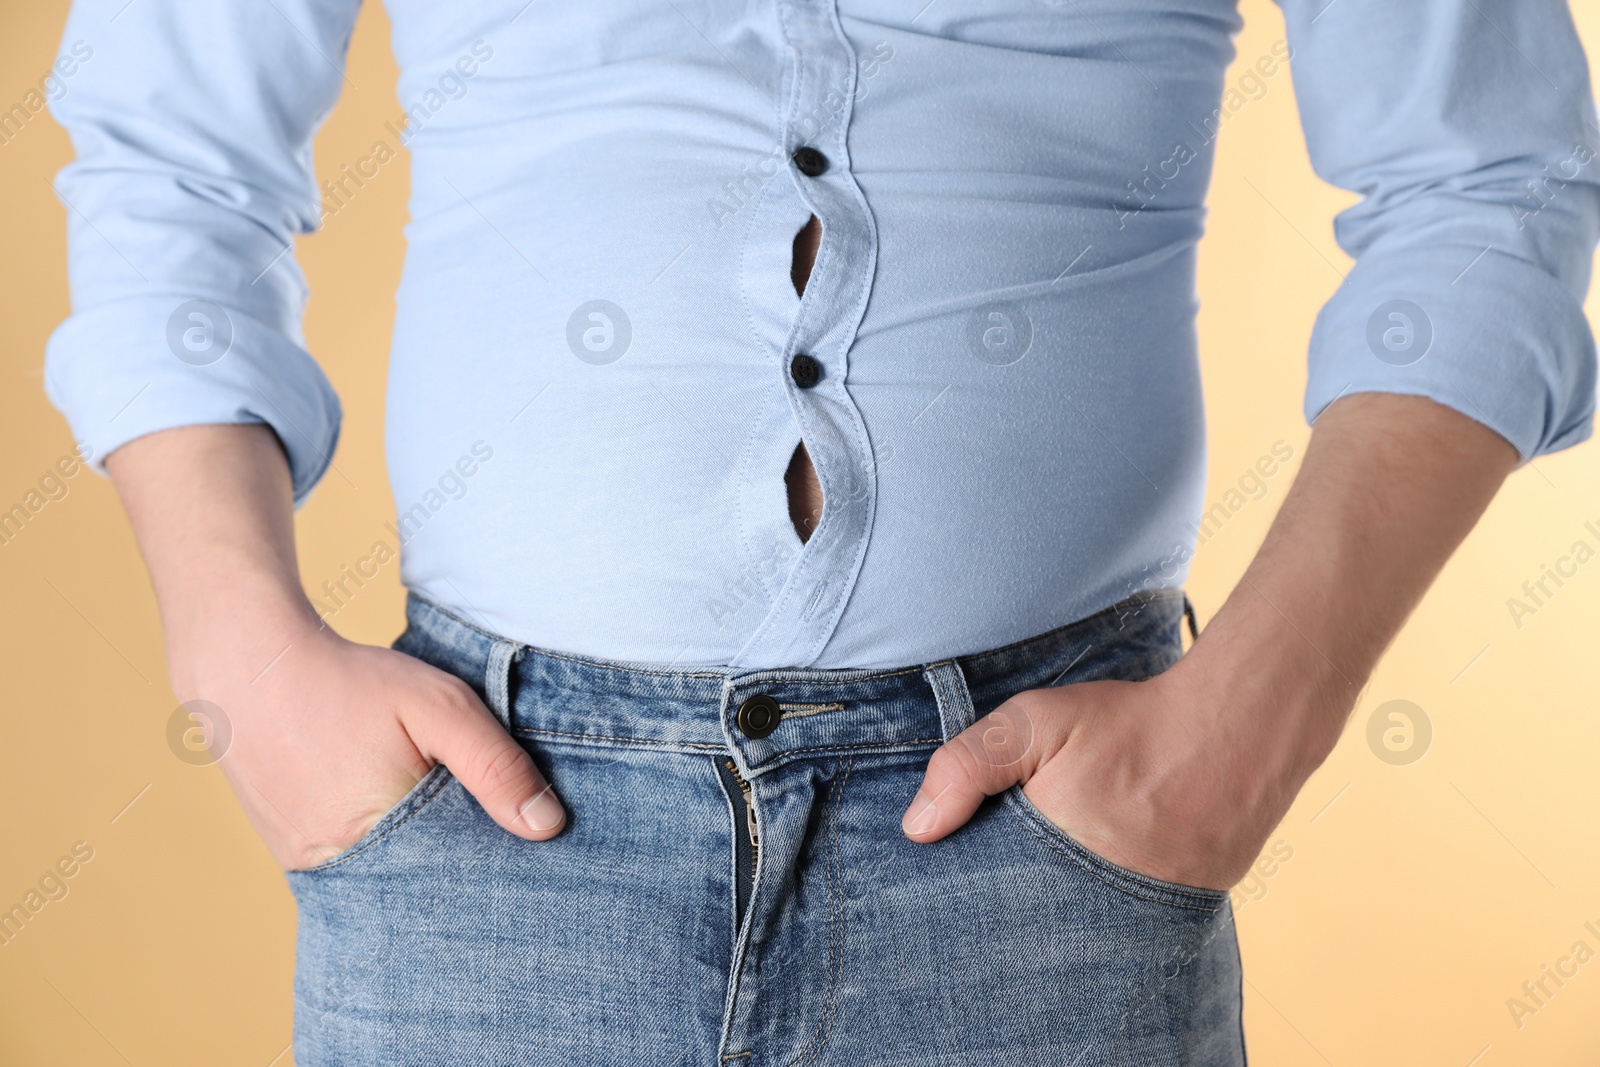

{"left": 900, "top": 393, "right": 1521, "bottom": 892}
{"left": 900, "top": 660, "right": 1328, "bottom": 891}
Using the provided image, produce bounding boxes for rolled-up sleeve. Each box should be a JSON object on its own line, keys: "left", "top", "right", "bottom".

{"left": 44, "top": 0, "right": 361, "bottom": 504}
{"left": 1281, "top": 0, "right": 1600, "bottom": 459}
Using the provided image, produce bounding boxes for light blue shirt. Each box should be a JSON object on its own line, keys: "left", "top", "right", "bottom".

{"left": 46, "top": 1, "right": 1600, "bottom": 668}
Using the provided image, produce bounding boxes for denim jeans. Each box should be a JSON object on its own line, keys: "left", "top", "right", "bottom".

{"left": 288, "top": 591, "right": 1245, "bottom": 1066}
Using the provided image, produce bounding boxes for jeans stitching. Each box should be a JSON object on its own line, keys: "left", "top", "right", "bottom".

{"left": 785, "top": 755, "right": 853, "bottom": 1067}
{"left": 733, "top": 664, "right": 927, "bottom": 686}
{"left": 512, "top": 727, "right": 728, "bottom": 750}
{"left": 291, "top": 765, "right": 455, "bottom": 874}
{"left": 512, "top": 728, "right": 945, "bottom": 759}
{"left": 759, "top": 739, "right": 944, "bottom": 757}
{"left": 740, "top": 742, "right": 941, "bottom": 781}
{"left": 1003, "top": 791, "right": 1225, "bottom": 913}
{"left": 924, "top": 660, "right": 974, "bottom": 740}
{"left": 776, "top": 702, "right": 847, "bottom": 717}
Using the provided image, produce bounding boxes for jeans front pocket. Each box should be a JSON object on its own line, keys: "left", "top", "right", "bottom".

{"left": 286, "top": 763, "right": 456, "bottom": 875}
{"left": 1003, "top": 785, "right": 1230, "bottom": 914}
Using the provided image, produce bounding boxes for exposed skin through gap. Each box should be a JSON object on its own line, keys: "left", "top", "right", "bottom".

{"left": 787, "top": 214, "right": 824, "bottom": 543}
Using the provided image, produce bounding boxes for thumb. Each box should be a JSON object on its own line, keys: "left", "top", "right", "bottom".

{"left": 404, "top": 682, "right": 566, "bottom": 840}
{"left": 902, "top": 693, "right": 1059, "bottom": 842}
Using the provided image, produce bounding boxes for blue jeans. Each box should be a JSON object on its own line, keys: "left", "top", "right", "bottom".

{"left": 288, "top": 591, "right": 1245, "bottom": 1065}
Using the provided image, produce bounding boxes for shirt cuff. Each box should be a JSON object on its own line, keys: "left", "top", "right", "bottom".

{"left": 1305, "top": 243, "right": 1597, "bottom": 461}
{"left": 44, "top": 295, "right": 342, "bottom": 506}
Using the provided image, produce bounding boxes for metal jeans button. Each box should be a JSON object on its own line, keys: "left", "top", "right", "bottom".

{"left": 736, "top": 695, "right": 783, "bottom": 739}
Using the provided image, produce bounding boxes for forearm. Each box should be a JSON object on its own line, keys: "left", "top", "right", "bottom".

{"left": 1176, "top": 392, "right": 1519, "bottom": 772}
{"left": 104, "top": 423, "right": 321, "bottom": 696}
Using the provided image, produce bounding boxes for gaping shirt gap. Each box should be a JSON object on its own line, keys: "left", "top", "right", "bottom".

{"left": 786, "top": 215, "right": 824, "bottom": 543}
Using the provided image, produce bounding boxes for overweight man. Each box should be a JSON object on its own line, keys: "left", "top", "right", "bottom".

{"left": 45, "top": 0, "right": 1599, "bottom": 1063}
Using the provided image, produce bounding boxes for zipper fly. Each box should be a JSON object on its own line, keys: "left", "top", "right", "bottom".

{"left": 725, "top": 758, "right": 760, "bottom": 873}
{"left": 717, "top": 756, "right": 760, "bottom": 926}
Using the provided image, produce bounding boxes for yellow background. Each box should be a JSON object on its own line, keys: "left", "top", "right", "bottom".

{"left": 3, "top": 1, "right": 1600, "bottom": 1063}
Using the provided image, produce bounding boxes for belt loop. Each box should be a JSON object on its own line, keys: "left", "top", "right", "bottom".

{"left": 1182, "top": 594, "right": 1200, "bottom": 646}
{"left": 923, "top": 660, "right": 977, "bottom": 743}
{"left": 485, "top": 639, "right": 523, "bottom": 730}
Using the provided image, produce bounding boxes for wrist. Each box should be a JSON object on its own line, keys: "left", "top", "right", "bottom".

{"left": 163, "top": 580, "right": 328, "bottom": 699}
{"left": 1170, "top": 594, "right": 1359, "bottom": 779}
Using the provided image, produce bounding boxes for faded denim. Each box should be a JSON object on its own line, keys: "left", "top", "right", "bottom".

{"left": 289, "top": 591, "right": 1244, "bottom": 1065}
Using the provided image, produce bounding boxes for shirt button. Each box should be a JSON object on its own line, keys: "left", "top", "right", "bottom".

{"left": 790, "top": 354, "right": 822, "bottom": 388}
{"left": 792, "top": 146, "right": 828, "bottom": 177}
{"left": 737, "top": 695, "right": 783, "bottom": 739}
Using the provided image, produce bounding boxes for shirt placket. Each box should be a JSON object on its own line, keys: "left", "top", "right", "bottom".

{"left": 729, "top": 0, "right": 880, "bottom": 671}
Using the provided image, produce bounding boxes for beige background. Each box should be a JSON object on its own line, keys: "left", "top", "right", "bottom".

{"left": 4, "top": 1, "right": 1600, "bottom": 1063}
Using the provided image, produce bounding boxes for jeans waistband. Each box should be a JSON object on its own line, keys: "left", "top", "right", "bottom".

{"left": 396, "top": 590, "right": 1187, "bottom": 778}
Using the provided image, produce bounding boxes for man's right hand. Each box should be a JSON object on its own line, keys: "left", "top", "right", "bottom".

{"left": 105, "top": 424, "right": 565, "bottom": 872}
{"left": 189, "top": 619, "right": 564, "bottom": 872}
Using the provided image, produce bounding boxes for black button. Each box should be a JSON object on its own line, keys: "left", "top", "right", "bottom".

{"left": 737, "top": 695, "right": 783, "bottom": 739}
{"left": 792, "top": 146, "right": 828, "bottom": 177}
{"left": 790, "top": 354, "right": 821, "bottom": 388}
